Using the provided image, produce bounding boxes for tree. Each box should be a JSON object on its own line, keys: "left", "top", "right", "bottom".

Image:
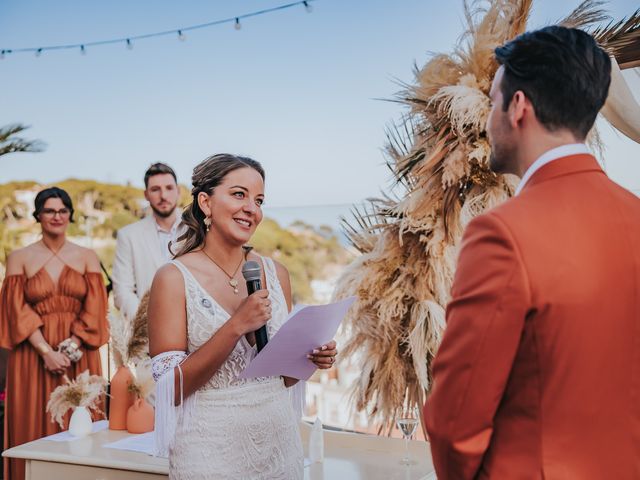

{"left": 0, "top": 124, "right": 45, "bottom": 157}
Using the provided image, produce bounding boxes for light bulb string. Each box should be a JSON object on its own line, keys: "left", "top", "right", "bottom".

{"left": 2, "top": 0, "right": 316, "bottom": 55}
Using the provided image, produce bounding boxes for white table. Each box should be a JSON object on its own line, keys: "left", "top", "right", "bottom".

{"left": 3, "top": 423, "right": 436, "bottom": 479}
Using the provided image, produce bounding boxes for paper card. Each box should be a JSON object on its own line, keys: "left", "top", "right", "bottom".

{"left": 239, "top": 297, "right": 356, "bottom": 381}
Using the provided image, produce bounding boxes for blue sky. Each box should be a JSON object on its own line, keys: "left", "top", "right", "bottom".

{"left": 1, "top": 0, "right": 639, "bottom": 207}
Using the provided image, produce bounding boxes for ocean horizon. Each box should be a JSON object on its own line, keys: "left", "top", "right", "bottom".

{"left": 263, "top": 203, "right": 363, "bottom": 245}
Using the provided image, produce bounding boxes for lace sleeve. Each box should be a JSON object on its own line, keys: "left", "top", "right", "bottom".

{"left": 152, "top": 350, "right": 195, "bottom": 457}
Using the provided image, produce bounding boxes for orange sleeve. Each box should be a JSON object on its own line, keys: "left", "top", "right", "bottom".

{"left": 0, "top": 275, "right": 44, "bottom": 349}
{"left": 71, "top": 272, "right": 110, "bottom": 348}
{"left": 424, "top": 212, "right": 531, "bottom": 480}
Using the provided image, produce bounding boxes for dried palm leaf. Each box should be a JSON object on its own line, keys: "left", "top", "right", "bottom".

{"left": 127, "top": 290, "right": 151, "bottom": 364}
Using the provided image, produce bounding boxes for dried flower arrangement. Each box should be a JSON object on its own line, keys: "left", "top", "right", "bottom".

{"left": 127, "top": 366, "right": 155, "bottom": 401}
{"left": 109, "top": 290, "right": 151, "bottom": 368}
{"left": 46, "top": 370, "right": 107, "bottom": 428}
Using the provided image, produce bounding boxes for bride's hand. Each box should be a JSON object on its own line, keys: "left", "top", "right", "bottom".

{"left": 307, "top": 340, "right": 337, "bottom": 369}
{"left": 229, "top": 289, "right": 272, "bottom": 335}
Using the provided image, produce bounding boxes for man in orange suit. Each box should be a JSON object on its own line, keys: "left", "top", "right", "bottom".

{"left": 424, "top": 26, "right": 640, "bottom": 479}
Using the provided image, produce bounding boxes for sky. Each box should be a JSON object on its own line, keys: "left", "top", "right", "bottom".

{"left": 1, "top": 0, "right": 639, "bottom": 207}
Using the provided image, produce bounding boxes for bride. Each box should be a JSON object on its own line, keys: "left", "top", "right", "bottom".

{"left": 148, "top": 154, "right": 337, "bottom": 479}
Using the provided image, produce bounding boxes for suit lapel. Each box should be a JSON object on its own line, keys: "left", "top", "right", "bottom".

{"left": 143, "top": 215, "right": 164, "bottom": 269}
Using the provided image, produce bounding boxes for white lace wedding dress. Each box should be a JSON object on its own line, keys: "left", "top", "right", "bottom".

{"left": 152, "top": 257, "right": 303, "bottom": 480}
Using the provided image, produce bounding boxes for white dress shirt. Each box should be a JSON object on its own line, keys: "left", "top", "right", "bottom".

{"left": 155, "top": 215, "right": 181, "bottom": 262}
{"left": 515, "top": 143, "right": 591, "bottom": 196}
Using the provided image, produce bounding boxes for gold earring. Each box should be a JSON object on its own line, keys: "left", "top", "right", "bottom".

{"left": 203, "top": 216, "right": 212, "bottom": 232}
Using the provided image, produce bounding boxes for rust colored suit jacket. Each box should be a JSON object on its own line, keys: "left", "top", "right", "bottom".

{"left": 424, "top": 154, "right": 640, "bottom": 479}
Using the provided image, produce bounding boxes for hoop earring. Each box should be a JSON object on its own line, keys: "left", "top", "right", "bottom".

{"left": 203, "top": 216, "right": 212, "bottom": 233}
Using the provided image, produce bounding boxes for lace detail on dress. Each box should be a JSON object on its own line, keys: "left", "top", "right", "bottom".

{"left": 171, "top": 258, "right": 289, "bottom": 391}
{"left": 164, "top": 257, "right": 304, "bottom": 478}
{"left": 151, "top": 350, "right": 186, "bottom": 382}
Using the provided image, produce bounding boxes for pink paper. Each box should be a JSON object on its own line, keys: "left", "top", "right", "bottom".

{"left": 239, "top": 297, "right": 356, "bottom": 381}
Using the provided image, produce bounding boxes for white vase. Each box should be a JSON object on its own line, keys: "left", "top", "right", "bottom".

{"left": 69, "top": 406, "right": 92, "bottom": 438}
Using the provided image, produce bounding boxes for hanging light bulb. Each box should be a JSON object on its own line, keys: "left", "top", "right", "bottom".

{"left": 80, "top": 45, "right": 86, "bottom": 55}
{"left": 303, "top": 1, "right": 313, "bottom": 13}
{"left": 126, "top": 39, "right": 133, "bottom": 50}
{"left": 178, "top": 30, "right": 186, "bottom": 41}
{"left": 0, "top": 50, "right": 5, "bottom": 60}
{"left": 35, "top": 48, "right": 43, "bottom": 57}
{"left": 234, "top": 18, "right": 242, "bottom": 30}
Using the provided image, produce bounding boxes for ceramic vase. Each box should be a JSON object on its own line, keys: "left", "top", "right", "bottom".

{"left": 126, "top": 397, "right": 155, "bottom": 434}
{"left": 69, "top": 406, "right": 92, "bottom": 438}
{"left": 108, "top": 365, "right": 135, "bottom": 430}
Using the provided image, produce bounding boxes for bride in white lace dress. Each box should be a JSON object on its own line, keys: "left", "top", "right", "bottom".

{"left": 147, "top": 154, "right": 337, "bottom": 480}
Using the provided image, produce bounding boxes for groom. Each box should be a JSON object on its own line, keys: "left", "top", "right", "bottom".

{"left": 424, "top": 27, "right": 640, "bottom": 479}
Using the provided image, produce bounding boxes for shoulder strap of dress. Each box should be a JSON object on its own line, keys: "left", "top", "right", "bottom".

{"left": 168, "top": 259, "right": 191, "bottom": 293}
{"left": 260, "top": 256, "right": 280, "bottom": 292}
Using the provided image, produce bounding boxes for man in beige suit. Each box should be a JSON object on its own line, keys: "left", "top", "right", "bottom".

{"left": 112, "top": 163, "right": 182, "bottom": 322}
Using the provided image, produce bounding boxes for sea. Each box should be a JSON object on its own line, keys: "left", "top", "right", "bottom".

{"left": 263, "top": 203, "right": 363, "bottom": 246}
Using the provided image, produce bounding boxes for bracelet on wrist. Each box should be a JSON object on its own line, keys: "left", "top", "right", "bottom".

{"left": 57, "top": 338, "right": 83, "bottom": 363}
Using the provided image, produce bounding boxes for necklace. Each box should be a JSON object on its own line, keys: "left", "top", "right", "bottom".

{"left": 201, "top": 249, "right": 244, "bottom": 294}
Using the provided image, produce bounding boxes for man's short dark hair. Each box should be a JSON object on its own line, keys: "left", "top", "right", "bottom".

{"left": 495, "top": 26, "right": 611, "bottom": 140}
{"left": 144, "top": 163, "right": 177, "bottom": 188}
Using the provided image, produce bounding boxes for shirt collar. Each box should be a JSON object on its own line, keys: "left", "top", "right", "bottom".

{"left": 515, "top": 143, "right": 591, "bottom": 196}
{"left": 155, "top": 212, "right": 181, "bottom": 234}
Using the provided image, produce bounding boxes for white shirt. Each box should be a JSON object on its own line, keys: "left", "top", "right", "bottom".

{"left": 515, "top": 143, "right": 591, "bottom": 196}
{"left": 155, "top": 215, "right": 181, "bottom": 262}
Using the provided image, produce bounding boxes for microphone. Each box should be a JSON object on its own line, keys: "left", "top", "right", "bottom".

{"left": 242, "top": 260, "right": 269, "bottom": 352}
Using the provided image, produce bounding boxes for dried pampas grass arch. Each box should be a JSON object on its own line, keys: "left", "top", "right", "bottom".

{"left": 333, "top": 0, "right": 640, "bottom": 434}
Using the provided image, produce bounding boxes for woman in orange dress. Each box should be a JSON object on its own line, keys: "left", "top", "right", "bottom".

{"left": 0, "top": 187, "right": 109, "bottom": 480}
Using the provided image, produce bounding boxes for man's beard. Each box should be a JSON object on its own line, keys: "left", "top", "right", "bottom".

{"left": 151, "top": 204, "right": 177, "bottom": 218}
{"left": 488, "top": 129, "right": 517, "bottom": 175}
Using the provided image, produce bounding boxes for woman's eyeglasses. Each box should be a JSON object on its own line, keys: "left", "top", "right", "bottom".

{"left": 40, "top": 208, "right": 71, "bottom": 218}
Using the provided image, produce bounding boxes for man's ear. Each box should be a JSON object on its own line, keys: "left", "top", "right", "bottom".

{"left": 143, "top": 189, "right": 150, "bottom": 202}
{"left": 508, "top": 90, "right": 528, "bottom": 128}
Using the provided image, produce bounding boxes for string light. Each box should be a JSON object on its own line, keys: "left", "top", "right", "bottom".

{"left": 2, "top": 1, "right": 318, "bottom": 57}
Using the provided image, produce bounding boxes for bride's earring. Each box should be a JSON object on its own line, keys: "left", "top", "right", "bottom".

{"left": 204, "top": 216, "right": 212, "bottom": 233}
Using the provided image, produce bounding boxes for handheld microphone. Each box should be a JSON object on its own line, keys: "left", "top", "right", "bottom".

{"left": 242, "top": 261, "right": 269, "bottom": 352}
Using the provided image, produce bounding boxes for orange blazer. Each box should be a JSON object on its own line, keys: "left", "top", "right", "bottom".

{"left": 424, "top": 154, "right": 640, "bottom": 479}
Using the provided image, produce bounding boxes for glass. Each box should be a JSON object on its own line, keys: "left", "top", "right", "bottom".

{"left": 40, "top": 208, "right": 71, "bottom": 218}
{"left": 396, "top": 406, "right": 419, "bottom": 465}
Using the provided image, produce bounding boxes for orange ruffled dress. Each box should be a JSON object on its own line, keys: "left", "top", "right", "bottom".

{"left": 0, "top": 265, "right": 109, "bottom": 480}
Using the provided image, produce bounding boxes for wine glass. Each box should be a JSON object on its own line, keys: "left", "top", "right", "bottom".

{"left": 396, "top": 406, "right": 419, "bottom": 465}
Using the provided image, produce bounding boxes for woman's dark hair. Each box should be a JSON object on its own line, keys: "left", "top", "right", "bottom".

{"left": 495, "top": 26, "right": 611, "bottom": 140}
{"left": 32, "top": 187, "right": 75, "bottom": 223}
{"left": 173, "top": 154, "right": 265, "bottom": 257}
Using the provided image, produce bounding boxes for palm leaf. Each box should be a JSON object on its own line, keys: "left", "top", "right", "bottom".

{"left": 0, "top": 124, "right": 45, "bottom": 157}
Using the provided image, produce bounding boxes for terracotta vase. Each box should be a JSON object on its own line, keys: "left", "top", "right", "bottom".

{"left": 126, "top": 397, "right": 155, "bottom": 434}
{"left": 108, "top": 365, "right": 135, "bottom": 430}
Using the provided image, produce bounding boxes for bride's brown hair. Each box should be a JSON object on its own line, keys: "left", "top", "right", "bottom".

{"left": 173, "top": 154, "right": 265, "bottom": 258}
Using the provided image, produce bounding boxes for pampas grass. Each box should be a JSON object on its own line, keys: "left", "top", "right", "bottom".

{"left": 46, "top": 370, "right": 107, "bottom": 428}
{"left": 127, "top": 291, "right": 151, "bottom": 365}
